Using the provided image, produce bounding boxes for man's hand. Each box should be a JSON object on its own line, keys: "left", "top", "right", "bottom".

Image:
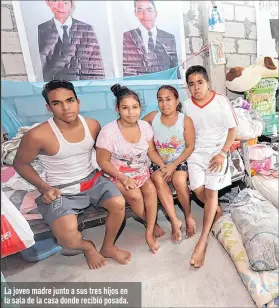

{"left": 160, "top": 163, "right": 176, "bottom": 181}
{"left": 42, "top": 187, "right": 61, "bottom": 204}
{"left": 209, "top": 154, "right": 225, "bottom": 173}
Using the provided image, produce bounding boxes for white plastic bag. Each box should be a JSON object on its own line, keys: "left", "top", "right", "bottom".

{"left": 1, "top": 191, "right": 35, "bottom": 257}
{"left": 234, "top": 108, "right": 264, "bottom": 139}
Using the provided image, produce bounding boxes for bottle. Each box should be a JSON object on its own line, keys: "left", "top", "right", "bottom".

{"left": 272, "top": 124, "right": 277, "bottom": 136}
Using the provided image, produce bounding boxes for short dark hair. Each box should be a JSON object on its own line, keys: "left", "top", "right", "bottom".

{"left": 157, "top": 85, "right": 182, "bottom": 112}
{"left": 134, "top": 0, "right": 156, "bottom": 10}
{"left": 111, "top": 84, "right": 141, "bottom": 108}
{"left": 42, "top": 80, "right": 78, "bottom": 105}
{"left": 185, "top": 65, "right": 209, "bottom": 84}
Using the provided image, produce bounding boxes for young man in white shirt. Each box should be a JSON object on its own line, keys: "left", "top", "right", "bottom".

{"left": 182, "top": 65, "right": 238, "bottom": 268}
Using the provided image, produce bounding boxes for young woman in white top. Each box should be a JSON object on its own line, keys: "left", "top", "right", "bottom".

{"left": 143, "top": 85, "right": 196, "bottom": 243}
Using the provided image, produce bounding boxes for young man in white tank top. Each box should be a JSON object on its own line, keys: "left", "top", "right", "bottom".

{"left": 14, "top": 80, "right": 131, "bottom": 269}
{"left": 182, "top": 66, "right": 238, "bottom": 268}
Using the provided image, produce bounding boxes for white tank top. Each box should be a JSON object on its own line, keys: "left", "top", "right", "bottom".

{"left": 152, "top": 111, "right": 186, "bottom": 164}
{"left": 38, "top": 115, "right": 94, "bottom": 186}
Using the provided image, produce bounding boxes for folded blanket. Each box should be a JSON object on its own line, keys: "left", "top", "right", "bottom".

{"left": 229, "top": 189, "right": 278, "bottom": 271}
{"left": 1, "top": 123, "right": 40, "bottom": 165}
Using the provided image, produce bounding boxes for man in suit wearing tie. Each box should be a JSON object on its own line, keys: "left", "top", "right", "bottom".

{"left": 123, "top": 0, "right": 180, "bottom": 78}
{"left": 38, "top": 0, "right": 105, "bottom": 81}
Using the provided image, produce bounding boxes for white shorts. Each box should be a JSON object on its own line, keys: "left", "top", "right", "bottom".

{"left": 187, "top": 148, "right": 232, "bottom": 191}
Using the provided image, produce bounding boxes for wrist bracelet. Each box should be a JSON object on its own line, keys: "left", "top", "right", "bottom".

{"left": 219, "top": 151, "right": 226, "bottom": 158}
{"left": 115, "top": 171, "right": 122, "bottom": 180}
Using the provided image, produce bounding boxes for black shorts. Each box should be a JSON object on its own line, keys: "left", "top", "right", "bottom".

{"left": 149, "top": 161, "right": 188, "bottom": 174}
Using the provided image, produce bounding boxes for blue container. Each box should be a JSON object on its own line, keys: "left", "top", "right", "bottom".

{"left": 20, "top": 238, "right": 61, "bottom": 262}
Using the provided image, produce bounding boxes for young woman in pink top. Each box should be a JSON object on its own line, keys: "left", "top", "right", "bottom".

{"left": 96, "top": 84, "right": 167, "bottom": 254}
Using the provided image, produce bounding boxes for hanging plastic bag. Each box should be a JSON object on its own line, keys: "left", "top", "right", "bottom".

{"left": 234, "top": 107, "right": 264, "bottom": 139}
{"left": 1, "top": 191, "right": 35, "bottom": 257}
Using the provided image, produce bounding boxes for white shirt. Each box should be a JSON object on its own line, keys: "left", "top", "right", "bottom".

{"left": 53, "top": 16, "right": 72, "bottom": 41}
{"left": 182, "top": 91, "right": 238, "bottom": 149}
{"left": 139, "top": 24, "right": 157, "bottom": 52}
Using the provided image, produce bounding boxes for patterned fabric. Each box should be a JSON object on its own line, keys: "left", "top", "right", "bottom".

{"left": 212, "top": 215, "right": 279, "bottom": 308}
{"left": 149, "top": 160, "right": 187, "bottom": 174}
{"left": 1, "top": 166, "right": 110, "bottom": 236}
{"left": 229, "top": 189, "right": 278, "bottom": 271}
{"left": 96, "top": 120, "right": 153, "bottom": 188}
{"left": 38, "top": 18, "right": 105, "bottom": 81}
{"left": 123, "top": 28, "right": 179, "bottom": 77}
{"left": 152, "top": 112, "right": 186, "bottom": 164}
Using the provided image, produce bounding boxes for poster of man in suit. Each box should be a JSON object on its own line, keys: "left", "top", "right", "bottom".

{"left": 14, "top": 1, "right": 113, "bottom": 82}
{"left": 38, "top": 0, "right": 105, "bottom": 81}
{"left": 122, "top": 0, "right": 182, "bottom": 78}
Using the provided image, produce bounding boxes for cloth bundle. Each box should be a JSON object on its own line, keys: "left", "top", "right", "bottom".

{"left": 1, "top": 123, "right": 40, "bottom": 165}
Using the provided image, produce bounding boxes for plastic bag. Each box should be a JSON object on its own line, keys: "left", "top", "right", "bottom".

{"left": 234, "top": 107, "right": 264, "bottom": 139}
{"left": 245, "top": 78, "right": 278, "bottom": 116}
{"left": 1, "top": 191, "right": 35, "bottom": 257}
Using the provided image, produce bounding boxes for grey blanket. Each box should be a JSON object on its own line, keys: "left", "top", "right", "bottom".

{"left": 229, "top": 188, "right": 278, "bottom": 271}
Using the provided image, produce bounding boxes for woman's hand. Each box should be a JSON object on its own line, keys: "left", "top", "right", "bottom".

{"left": 118, "top": 173, "right": 138, "bottom": 190}
{"left": 160, "top": 163, "right": 176, "bottom": 181}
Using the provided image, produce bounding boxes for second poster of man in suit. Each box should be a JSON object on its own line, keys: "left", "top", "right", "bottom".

{"left": 110, "top": 0, "right": 185, "bottom": 80}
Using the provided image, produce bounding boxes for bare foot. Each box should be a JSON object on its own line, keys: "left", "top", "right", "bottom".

{"left": 213, "top": 206, "right": 223, "bottom": 225}
{"left": 154, "top": 223, "right": 166, "bottom": 238}
{"left": 84, "top": 241, "right": 107, "bottom": 270}
{"left": 171, "top": 219, "right": 182, "bottom": 243}
{"left": 190, "top": 239, "right": 208, "bottom": 268}
{"left": 185, "top": 215, "right": 196, "bottom": 239}
{"left": 100, "top": 246, "right": 131, "bottom": 265}
{"left": 146, "top": 234, "right": 160, "bottom": 254}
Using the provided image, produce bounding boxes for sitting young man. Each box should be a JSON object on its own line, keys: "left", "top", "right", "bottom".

{"left": 182, "top": 65, "right": 238, "bottom": 268}
{"left": 14, "top": 80, "right": 131, "bottom": 269}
